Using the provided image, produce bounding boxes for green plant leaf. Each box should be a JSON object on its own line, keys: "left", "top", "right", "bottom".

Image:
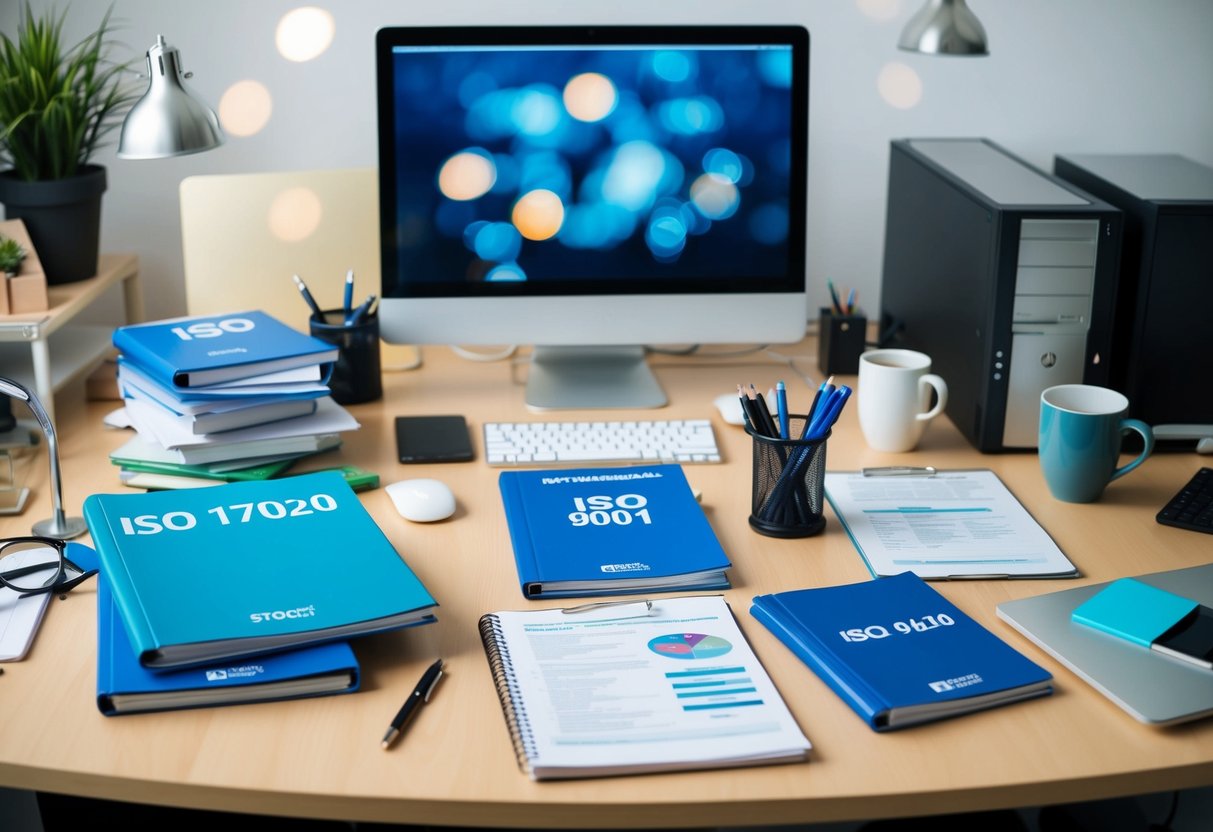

{"left": 0, "top": 2, "right": 137, "bottom": 181}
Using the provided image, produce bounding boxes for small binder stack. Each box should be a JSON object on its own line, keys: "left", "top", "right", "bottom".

{"left": 111, "top": 310, "right": 359, "bottom": 485}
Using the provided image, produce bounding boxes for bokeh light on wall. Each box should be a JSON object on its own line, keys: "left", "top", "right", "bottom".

{"left": 512, "top": 189, "right": 565, "bottom": 240}
{"left": 267, "top": 187, "right": 323, "bottom": 242}
{"left": 877, "top": 62, "right": 924, "bottom": 109}
{"left": 276, "top": 7, "right": 335, "bottom": 62}
{"left": 218, "top": 80, "right": 273, "bottom": 137}
{"left": 438, "top": 149, "right": 497, "bottom": 200}
{"left": 563, "top": 72, "right": 618, "bottom": 122}
{"left": 857, "top": 0, "right": 903, "bottom": 22}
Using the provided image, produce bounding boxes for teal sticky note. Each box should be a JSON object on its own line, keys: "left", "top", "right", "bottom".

{"left": 1072, "top": 578, "right": 1199, "bottom": 647}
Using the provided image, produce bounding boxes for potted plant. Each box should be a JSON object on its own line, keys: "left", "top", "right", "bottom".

{"left": 0, "top": 235, "right": 26, "bottom": 277}
{"left": 0, "top": 3, "right": 136, "bottom": 284}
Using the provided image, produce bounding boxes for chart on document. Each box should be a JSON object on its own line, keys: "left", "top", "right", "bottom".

{"left": 479, "top": 595, "right": 810, "bottom": 778}
{"left": 823, "top": 470, "right": 1078, "bottom": 579}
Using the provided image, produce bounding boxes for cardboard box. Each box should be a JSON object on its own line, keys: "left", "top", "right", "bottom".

{"left": 0, "top": 218, "right": 49, "bottom": 315}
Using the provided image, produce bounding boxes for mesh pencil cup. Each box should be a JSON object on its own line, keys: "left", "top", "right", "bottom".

{"left": 746, "top": 417, "right": 828, "bottom": 538}
{"left": 309, "top": 308, "right": 383, "bottom": 405}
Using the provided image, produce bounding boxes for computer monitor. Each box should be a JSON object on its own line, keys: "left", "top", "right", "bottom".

{"left": 375, "top": 25, "right": 810, "bottom": 409}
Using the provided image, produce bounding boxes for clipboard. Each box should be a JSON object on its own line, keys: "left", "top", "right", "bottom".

{"left": 823, "top": 468, "right": 1079, "bottom": 580}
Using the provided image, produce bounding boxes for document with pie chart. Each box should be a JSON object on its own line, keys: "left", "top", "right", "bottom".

{"left": 479, "top": 594, "right": 811, "bottom": 780}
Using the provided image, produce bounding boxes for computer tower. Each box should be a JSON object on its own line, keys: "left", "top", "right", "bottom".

{"left": 879, "top": 139, "right": 1122, "bottom": 452}
{"left": 1053, "top": 154, "right": 1213, "bottom": 450}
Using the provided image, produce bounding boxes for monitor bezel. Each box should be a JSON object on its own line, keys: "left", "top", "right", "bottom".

{"left": 375, "top": 24, "right": 810, "bottom": 300}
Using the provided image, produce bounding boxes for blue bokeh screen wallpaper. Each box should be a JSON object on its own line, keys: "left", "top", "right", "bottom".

{"left": 383, "top": 40, "right": 798, "bottom": 295}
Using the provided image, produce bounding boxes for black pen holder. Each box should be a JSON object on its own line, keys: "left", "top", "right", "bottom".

{"left": 818, "top": 308, "right": 867, "bottom": 376}
{"left": 309, "top": 308, "right": 382, "bottom": 405}
{"left": 746, "top": 417, "right": 828, "bottom": 538}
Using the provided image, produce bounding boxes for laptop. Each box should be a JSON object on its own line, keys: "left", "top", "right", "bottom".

{"left": 996, "top": 563, "right": 1213, "bottom": 725}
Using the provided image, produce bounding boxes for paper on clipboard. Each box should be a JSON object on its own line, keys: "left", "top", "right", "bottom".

{"left": 823, "top": 469, "right": 1079, "bottom": 580}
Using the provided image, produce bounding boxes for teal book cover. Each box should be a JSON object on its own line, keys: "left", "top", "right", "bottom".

{"left": 113, "top": 310, "right": 337, "bottom": 388}
{"left": 84, "top": 471, "right": 437, "bottom": 669}
{"left": 498, "top": 464, "right": 731, "bottom": 598}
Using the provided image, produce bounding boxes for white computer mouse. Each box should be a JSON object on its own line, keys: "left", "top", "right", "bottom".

{"left": 713, "top": 393, "right": 747, "bottom": 426}
{"left": 385, "top": 478, "right": 456, "bottom": 523}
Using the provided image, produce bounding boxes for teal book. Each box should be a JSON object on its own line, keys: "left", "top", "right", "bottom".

{"left": 97, "top": 572, "right": 360, "bottom": 716}
{"left": 83, "top": 471, "right": 437, "bottom": 670}
{"left": 498, "top": 464, "right": 731, "bottom": 598}
{"left": 113, "top": 310, "right": 337, "bottom": 389}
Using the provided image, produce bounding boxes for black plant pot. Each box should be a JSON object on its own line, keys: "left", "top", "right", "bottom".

{"left": 0, "top": 164, "right": 107, "bottom": 285}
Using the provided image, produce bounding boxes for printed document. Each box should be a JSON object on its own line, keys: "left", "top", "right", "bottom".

{"left": 824, "top": 470, "right": 1078, "bottom": 579}
{"left": 481, "top": 594, "right": 810, "bottom": 779}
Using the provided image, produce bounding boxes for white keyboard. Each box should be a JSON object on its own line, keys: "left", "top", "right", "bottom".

{"left": 483, "top": 419, "right": 722, "bottom": 467}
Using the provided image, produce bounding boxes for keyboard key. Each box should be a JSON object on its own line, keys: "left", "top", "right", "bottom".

{"left": 1157, "top": 468, "right": 1213, "bottom": 535}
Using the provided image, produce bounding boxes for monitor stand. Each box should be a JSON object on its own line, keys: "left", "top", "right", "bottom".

{"left": 525, "top": 346, "right": 668, "bottom": 411}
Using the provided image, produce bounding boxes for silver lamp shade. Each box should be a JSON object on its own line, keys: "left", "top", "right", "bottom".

{"left": 899, "top": 0, "right": 989, "bottom": 56}
{"left": 118, "top": 36, "right": 224, "bottom": 159}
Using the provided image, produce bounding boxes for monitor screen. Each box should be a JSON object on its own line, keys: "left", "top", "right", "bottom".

{"left": 376, "top": 26, "right": 809, "bottom": 409}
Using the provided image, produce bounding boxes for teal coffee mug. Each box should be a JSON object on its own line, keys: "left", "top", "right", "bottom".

{"left": 1039, "top": 385, "right": 1154, "bottom": 503}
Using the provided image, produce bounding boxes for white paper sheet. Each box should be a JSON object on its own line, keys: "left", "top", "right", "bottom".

{"left": 824, "top": 469, "right": 1079, "bottom": 579}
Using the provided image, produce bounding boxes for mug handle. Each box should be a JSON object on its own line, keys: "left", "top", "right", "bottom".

{"left": 1110, "top": 418, "right": 1154, "bottom": 481}
{"left": 915, "top": 374, "right": 948, "bottom": 422}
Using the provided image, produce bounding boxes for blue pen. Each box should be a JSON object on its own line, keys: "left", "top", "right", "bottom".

{"left": 348, "top": 294, "right": 376, "bottom": 326}
{"left": 808, "top": 385, "right": 852, "bottom": 440}
{"left": 775, "top": 381, "right": 790, "bottom": 440}
{"left": 292, "top": 274, "right": 323, "bottom": 320}
{"left": 343, "top": 269, "right": 355, "bottom": 322}
{"left": 845, "top": 287, "right": 856, "bottom": 315}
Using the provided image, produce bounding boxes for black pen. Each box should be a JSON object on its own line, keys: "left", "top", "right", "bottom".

{"left": 381, "top": 658, "right": 444, "bottom": 750}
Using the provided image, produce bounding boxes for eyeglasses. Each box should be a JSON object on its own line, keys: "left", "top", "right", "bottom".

{"left": 0, "top": 537, "right": 98, "bottom": 597}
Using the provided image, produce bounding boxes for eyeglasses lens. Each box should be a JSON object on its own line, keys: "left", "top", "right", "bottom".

{"left": 0, "top": 540, "right": 63, "bottom": 593}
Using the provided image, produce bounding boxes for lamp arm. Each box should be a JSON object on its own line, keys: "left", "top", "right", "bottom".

{"left": 0, "top": 377, "right": 86, "bottom": 539}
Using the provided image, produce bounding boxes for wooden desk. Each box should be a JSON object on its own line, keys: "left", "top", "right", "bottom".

{"left": 1, "top": 342, "right": 1210, "bottom": 827}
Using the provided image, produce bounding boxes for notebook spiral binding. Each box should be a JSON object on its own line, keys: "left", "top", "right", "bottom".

{"left": 478, "top": 613, "right": 538, "bottom": 774}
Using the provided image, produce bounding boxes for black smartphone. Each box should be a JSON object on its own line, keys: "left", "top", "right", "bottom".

{"left": 395, "top": 415, "right": 474, "bottom": 463}
{"left": 1153, "top": 605, "right": 1213, "bottom": 670}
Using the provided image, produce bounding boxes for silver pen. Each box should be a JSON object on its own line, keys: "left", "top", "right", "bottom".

{"left": 861, "top": 466, "right": 938, "bottom": 477}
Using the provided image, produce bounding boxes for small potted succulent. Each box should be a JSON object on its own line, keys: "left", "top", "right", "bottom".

{"left": 0, "top": 236, "right": 27, "bottom": 277}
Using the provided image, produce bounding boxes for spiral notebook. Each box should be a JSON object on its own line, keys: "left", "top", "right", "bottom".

{"left": 478, "top": 595, "right": 810, "bottom": 780}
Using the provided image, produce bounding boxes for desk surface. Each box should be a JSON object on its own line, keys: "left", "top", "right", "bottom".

{"left": 2, "top": 341, "right": 1211, "bottom": 828}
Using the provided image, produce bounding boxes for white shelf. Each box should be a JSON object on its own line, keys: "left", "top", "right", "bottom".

{"left": 0, "top": 323, "right": 115, "bottom": 392}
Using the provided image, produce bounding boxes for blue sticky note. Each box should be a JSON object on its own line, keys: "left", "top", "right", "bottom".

{"left": 1072, "top": 578, "right": 1199, "bottom": 647}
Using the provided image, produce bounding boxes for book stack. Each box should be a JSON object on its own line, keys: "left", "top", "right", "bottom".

{"left": 111, "top": 310, "right": 360, "bottom": 484}
{"left": 83, "top": 472, "right": 439, "bottom": 714}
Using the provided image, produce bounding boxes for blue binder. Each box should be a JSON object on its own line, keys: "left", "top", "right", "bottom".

{"left": 97, "top": 574, "right": 359, "bottom": 715}
{"left": 113, "top": 310, "right": 337, "bottom": 388}
{"left": 752, "top": 572, "right": 1052, "bottom": 730}
{"left": 499, "top": 464, "right": 731, "bottom": 598}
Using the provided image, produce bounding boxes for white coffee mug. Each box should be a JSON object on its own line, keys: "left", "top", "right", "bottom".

{"left": 857, "top": 349, "right": 948, "bottom": 452}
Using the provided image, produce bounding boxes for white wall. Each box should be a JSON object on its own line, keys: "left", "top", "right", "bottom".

{"left": 4, "top": 0, "right": 1212, "bottom": 326}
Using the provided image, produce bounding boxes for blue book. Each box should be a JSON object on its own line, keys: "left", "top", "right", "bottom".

{"left": 113, "top": 310, "right": 338, "bottom": 389}
{"left": 83, "top": 471, "right": 438, "bottom": 670}
{"left": 498, "top": 464, "right": 731, "bottom": 598}
{"left": 751, "top": 572, "right": 1052, "bottom": 731}
{"left": 97, "top": 573, "right": 359, "bottom": 715}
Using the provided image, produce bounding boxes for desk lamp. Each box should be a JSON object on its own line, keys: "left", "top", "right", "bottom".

{"left": 0, "top": 378, "right": 86, "bottom": 540}
{"left": 117, "top": 36, "right": 223, "bottom": 159}
{"left": 899, "top": 0, "right": 989, "bottom": 56}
